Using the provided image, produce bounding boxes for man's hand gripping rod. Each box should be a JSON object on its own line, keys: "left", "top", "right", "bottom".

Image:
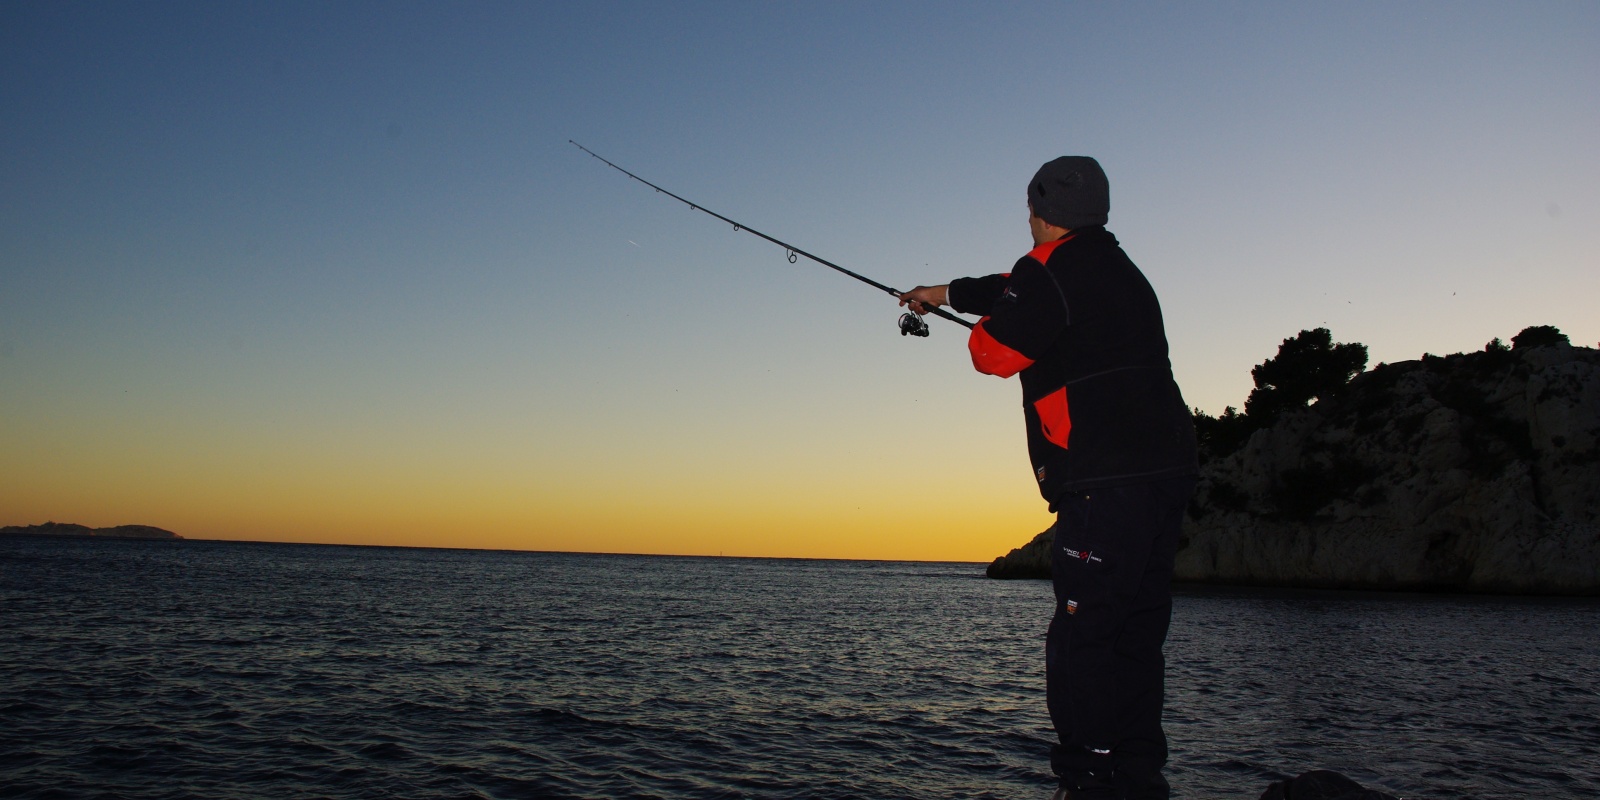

{"left": 570, "top": 141, "right": 974, "bottom": 334}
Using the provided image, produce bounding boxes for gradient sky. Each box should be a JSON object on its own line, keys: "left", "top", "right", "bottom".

{"left": 3, "top": 2, "right": 1597, "bottom": 561}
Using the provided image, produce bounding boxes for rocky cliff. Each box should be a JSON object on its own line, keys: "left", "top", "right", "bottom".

{"left": 1, "top": 521, "right": 183, "bottom": 540}
{"left": 987, "top": 339, "right": 1600, "bottom": 595}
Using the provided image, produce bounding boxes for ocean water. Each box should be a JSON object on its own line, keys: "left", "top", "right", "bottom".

{"left": 1, "top": 536, "right": 1597, "bottom": 800}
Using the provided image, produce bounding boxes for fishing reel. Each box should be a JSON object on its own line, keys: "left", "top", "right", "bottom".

{"left": 898, "top": 310, "right": 930, "bottom": 337}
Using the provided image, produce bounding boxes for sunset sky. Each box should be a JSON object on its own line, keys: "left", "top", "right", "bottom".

{"left": 3, "top": 2, "right": 1596, "bottom": 561}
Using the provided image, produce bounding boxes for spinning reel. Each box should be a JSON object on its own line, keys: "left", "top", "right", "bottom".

{"left": 898, "top": 310, "right": 930, "bottom": 337}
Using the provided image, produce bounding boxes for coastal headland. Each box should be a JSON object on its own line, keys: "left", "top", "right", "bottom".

{"left": 2, "top": 521, "right": 183, "bottom": 540}
{"left": 987, "top": 328, "right": 1600, "bottom": 595}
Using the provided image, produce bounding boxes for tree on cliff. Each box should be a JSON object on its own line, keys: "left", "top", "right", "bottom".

{"left": 1511, "top": 324, "right": 1569, "bottom": 350}
{"left": 1244, "top": 328, "right": 1369, "bottom": 424}
{"left": 1194, "top": 328, "right": 1368, "bottom": 462}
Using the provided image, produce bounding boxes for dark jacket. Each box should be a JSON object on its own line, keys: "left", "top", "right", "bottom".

{"left": 948, "top": 227, "right": 1197, "bottom": 510}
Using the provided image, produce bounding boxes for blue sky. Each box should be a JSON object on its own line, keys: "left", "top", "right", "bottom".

{"left": 3, "top": 2, "right": 1596, "bottom": 557}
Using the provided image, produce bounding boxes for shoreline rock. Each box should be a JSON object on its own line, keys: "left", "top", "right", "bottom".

{"left": 1, "top": 521, "right": 183, "bottom": 540}
{"left": 986, "top": 527, "right": 1053, "bottom": 579}
{"left": 988, "top": 341, "right": 1600, "bottom": 595}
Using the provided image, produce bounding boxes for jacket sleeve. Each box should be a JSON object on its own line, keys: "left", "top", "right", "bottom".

{"left": 947, "top": 274, "right": 1011, "bottom": 317}
{"left": 967, "top": 258, "right": 1069, "bottom": 378}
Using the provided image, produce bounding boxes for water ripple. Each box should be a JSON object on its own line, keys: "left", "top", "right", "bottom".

{"left": 3, "top": 537, "right": 1597, "bottom": 799}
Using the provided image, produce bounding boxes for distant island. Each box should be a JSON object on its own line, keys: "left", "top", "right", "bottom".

{"left": 2, "top": 521, "right": 183, "bottom": 540}
{"left": 987, "top": 325, "right": 1600, "bottom": 596}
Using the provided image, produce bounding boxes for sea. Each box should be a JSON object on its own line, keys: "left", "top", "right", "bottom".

{"left": 1, "top": 535, "right": 1597, "bottom": 800}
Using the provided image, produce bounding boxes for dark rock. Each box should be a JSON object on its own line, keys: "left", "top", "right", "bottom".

{"left": 988, "top": 339, "right": 1600, "bottom": 594}
{"left": 1175, "top": 342, "right": 1598, "bottom": 594}
{"left": 1, "top": 522, "right": 182, "bottom": 540}
{"left": 94, "top": 525, "right": 182, "bottom": 539}
{"left": 986, "top": 527, "right": 1053, "bottom": 579}
{"left": 1258, "top": 770, "right": 1399, "bottom": 800}
{"left": 1, "top": 521, "right": 96, "bottom": 536}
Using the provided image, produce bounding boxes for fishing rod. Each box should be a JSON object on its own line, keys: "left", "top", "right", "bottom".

{"left": 570, "top": 141, "right": 974, "bottom": 335}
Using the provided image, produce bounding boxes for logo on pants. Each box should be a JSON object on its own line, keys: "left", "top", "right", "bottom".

{"left": 1061, "top": 547, "right": 1102, "bottom": 565}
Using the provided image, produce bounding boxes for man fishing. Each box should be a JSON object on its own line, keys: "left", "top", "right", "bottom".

{"left": 899, "top": 156, "right": 1197, "bottom": 800}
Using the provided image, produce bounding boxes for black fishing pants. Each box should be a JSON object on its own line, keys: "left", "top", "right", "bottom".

{"left": 1046, "top": 475, "right": 1194, "bottom": 800}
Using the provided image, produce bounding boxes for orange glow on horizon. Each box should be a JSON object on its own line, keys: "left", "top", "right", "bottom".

{"left": 2, "top": 383, "right": 1056, "bottom": 562}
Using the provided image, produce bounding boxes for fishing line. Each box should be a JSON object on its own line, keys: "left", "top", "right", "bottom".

{"left": 570, "top": 141, "right": 973, "bottom": 334}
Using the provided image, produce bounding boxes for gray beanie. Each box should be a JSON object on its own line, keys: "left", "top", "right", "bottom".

{"left": 1027, "top": 156, "right": 1109, "bottom": 229}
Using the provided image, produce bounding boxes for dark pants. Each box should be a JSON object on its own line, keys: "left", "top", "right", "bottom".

{"left": 1047, "top": 476, "right": 1194, "bottom": 800}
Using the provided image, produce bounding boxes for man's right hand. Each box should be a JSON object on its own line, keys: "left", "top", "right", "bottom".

{"left": 897, "top": 284, "right": 950, "bottom": 316}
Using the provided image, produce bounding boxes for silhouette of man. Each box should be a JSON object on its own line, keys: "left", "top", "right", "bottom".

{"left": 900, "top": 156, "right": 1197, "bottom": 800}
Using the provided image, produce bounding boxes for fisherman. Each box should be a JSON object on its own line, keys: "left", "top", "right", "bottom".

{"left": 899, "top": 156, "right": 1197, "bottom": 800}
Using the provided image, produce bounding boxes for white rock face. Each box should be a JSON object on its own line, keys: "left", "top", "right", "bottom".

{"left": 987, "top": 343, "right": 1600, "bottom": 593}
{"left": 1174, "top": 344, "right": 1599, "bottom": 594}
